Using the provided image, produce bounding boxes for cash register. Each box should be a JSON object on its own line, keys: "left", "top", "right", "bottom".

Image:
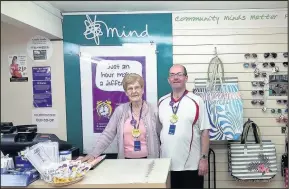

{"left": 0, "top": 122, "right": 79, "bottom": 158}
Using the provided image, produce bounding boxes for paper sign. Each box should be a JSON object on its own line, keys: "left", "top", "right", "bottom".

{"left": 32, "top": 109, "right": 58, "bottom": 128}
{"left": 8, "top": 54, "right": 28, "bottom": 82}
{"left": 32, "top": 67, "right": 51, "bottom": 81}
{"left": 27, "top": 36, "right": 53, "bottom": 62}
{"left": 95, "top": 59, "right": 143, "bottom": 92}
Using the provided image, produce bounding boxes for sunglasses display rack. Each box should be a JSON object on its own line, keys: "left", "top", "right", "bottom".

{"left": 245, "top": 53, "right": 268, "bottom": 112}
{"left": 245, "top": 53, "right": 288, "bottom": 121}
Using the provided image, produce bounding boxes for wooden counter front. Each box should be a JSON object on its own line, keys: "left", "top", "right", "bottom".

{"left": 29, "top": 158, "right": 171, "bottom": 188}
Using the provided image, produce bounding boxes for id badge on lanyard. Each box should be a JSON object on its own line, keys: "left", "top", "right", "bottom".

{"left": 131, "top": 101, "right": 144, "bottom": 151}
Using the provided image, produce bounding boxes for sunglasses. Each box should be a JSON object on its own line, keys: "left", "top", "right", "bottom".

{"left": 251, "top": 81, "right": 265, "bottom": 87}
{"left": 243, "top": 62, "right": 257, "bottom": 68}
{"left": 251, "top": 100, "right": 265, "bottom": 105}
{"left": 284, "top": 52, "right": 288, "bottom": 58}
{"left": 264, "top": 53, "right": 277, "bottom": 59}
{"left": 283, "top": 62, "right": 288, "bottom": 67}
{"left": 273, "top": 66, "right": 280, "bottom": 72}
{"left": 277, "top": 100, "right": 287, "bottom": 104}
{"left": 254, "top": 72, "right": 267, "bottom": 78}
{"left": 262, "top": 62, "right": 276, "bottom": 68}
{"left": 244, "top": 53, "right": 258, "bottom": 59}
{"left": 271, "top": 109, "right": 282, "bottom": 114}
{"left": 251, "top": 90, "right": 265, "bottom": 95}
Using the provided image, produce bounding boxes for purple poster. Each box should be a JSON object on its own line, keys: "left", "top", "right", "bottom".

{"left": 33, "top": 81, "right": 51, "bottom": 94}
{"left": 32, "top": 66, "right": 52, "bottom": 108}
{"left": 32, "top": 66, "right": 51, "bottom": 81}
{"left": 92, "top": 56, "right": 146, "bottom": 133}
{"left": 33, "top": 94, "right": 52, "bottom": 108}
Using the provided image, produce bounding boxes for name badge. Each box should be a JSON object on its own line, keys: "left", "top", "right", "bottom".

{"left": 134, "top": 141, "right": 141, "bottom": 151}
{"left": 168, "top": 125, "right": 176, "bottom": 135}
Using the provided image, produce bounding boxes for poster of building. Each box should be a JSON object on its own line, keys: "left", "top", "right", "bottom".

{"left": 8, "top": 54, "right": 28, "bottom": 82}
{"left": 91, "top": 56, "right": 146, "bottom": 133}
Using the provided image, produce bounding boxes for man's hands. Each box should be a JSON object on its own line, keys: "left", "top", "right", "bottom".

{"left": 198, "top": 159, "right": 208, "bottom": 176}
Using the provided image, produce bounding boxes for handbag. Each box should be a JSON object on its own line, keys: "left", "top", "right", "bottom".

{"left": 194, "top": 48, "right": 243, "bottom": 140}
{"left": 228, "top": 119, "right": 278, "bottom": 182}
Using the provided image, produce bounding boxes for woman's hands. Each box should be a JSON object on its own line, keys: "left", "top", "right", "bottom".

{"left": 77, "top": 155, "right": 102, "bottom": 168}
{"left": 77, "top": 154, "right": 96, "bottom": 163}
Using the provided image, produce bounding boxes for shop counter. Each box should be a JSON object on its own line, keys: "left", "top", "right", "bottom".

{"left": 29, "top": 158, "right": 171, "bottom": 188}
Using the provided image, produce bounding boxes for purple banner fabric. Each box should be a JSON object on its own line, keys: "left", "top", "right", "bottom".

{"left": 92, "top": 56, "right": 146, "bottom": 133}
{"left": 32, "top": 66, "right": 51, "bottom": 81}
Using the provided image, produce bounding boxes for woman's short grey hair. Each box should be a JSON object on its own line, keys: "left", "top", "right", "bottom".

{"left": 122, "top": 73, "right": 144, "bottom": 91}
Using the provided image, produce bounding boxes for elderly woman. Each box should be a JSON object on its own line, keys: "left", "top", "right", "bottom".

{"left": 81, "top": 73, "right": 161, "bottom": 162}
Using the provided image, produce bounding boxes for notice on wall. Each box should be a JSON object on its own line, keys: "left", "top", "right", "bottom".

{"left": 32, "top": 67, "right": 52, "bottom": 108}
{"left": 92, "top": 56, "right": 146, "bottom": 133}
{"left": 27, "top": 35, "right": 53, "bottom": 62}
{"left": 9, "top": 54, "right": 28, "bottom": 82}
{"left": 173, "top": 9, "right": 287, "bottom": 29}
{"left": 32, "top": 109, "right": 58, "bottom": 128}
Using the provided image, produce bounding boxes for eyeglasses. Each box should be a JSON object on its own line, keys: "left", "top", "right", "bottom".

{"left": 251, "top": 90, "right": 265, "bottom": 95}
{"left": 244, "top": 53, "right": 258, "bottom": 59}
{"left": 283, "top": 62, "right": 288, "bottom": 67}
{"left": 169, "top": 72, "right": 186, "bottom": 78}
{"left": 264, "top": 53, "right": 277, "bottom": 59}
{"left": 251, "top": 100, "right": 265, "bottom": 105}
{"left": 277, "top": 100, "right": 287, "bottom": 104}
{"left": 271, "top": 109, "right": 282, "bottom": 114}
{"left": 251, "top": 81, "right": 265, "bottom": 87}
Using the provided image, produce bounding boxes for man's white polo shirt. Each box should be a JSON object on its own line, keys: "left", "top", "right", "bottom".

{"left": 158, "top": 91, "right": 211, "bottom": 171}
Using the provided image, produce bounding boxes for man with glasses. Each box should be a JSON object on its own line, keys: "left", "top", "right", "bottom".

{"left": 158, "top": 64, "right": 210, "bottom": 188}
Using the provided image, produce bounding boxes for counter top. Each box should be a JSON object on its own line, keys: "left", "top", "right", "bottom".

{"left": 29, "top": 158, "right": 171, "bottom": 188}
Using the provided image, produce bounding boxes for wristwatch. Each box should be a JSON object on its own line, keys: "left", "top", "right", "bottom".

{"left": 201, "top": 154, "right": 208, "bottom": 159}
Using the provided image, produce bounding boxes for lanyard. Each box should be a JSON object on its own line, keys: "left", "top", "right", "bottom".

{"left": 170, "top": 90, "right": 187, "bottom": 115}
{"left": 130, "top": 101, "right": 144, "bottom": 130}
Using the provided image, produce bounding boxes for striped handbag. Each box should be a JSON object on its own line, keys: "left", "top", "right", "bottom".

{"left": 228, "top": 120, "right": 278, "bottom": 182}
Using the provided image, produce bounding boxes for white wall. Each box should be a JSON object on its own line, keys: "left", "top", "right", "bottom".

{"left": 1, "top": 22, "right": 67, "bottom": 140}
{"left": 1, "top": 1, "right": 63, "bottom": 39}
{"left": 172, "top": 9, "right": 288, "bottom": 188}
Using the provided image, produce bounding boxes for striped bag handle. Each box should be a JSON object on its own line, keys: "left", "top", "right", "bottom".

{"left": 241, "top": 121, "right": 262, "bottom": 145}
